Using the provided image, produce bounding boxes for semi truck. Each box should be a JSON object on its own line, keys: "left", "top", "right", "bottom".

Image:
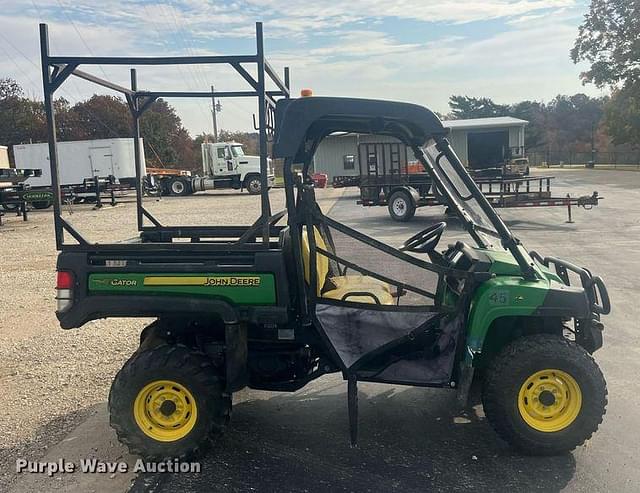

{"left": 14, "top": 139, "right": 274, "bottom": 199}
{"left": 157, "top": 141, "right": 274, "bottom": 196}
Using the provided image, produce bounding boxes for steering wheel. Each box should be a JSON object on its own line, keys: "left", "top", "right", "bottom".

{"left": 400, "top": 222, "right": 446, "bottom": 254}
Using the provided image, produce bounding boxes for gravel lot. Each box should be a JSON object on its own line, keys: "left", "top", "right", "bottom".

{"left": 0, "top": 188, "right": 342, "bottom": 491}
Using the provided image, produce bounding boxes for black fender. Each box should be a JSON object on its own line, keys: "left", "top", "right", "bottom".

{"left": 388, "top": 185, "right": 420, "bottom": 206}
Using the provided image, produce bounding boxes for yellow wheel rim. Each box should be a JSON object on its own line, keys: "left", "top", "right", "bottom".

{"left": 133, "top": 380, "right": 198, "bottom": 442}
{"left": 518, "top": 369, "right": 582, "bottom": 433}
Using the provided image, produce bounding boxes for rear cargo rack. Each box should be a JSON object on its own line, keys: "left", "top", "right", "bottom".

{"left": 39, "top": 22, "right": 290, "bottom": 251}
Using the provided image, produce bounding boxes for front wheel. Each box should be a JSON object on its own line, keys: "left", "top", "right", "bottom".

{"left": 109, "top": 344, "right": 230, "bottom": 460}
{"left": 244, "top": 175, "right": 262, "bottom": 195}
{"left": 482, "top": 334, "right": 607, "bottom": 455}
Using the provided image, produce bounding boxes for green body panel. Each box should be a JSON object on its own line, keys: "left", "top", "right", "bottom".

{"left": 466, "top": 276, "right": 549, "bottom": 351}
{"left": 465, "top": 248, "right": 552, "bottom": 353}
{"left": 88, "top": 273, "right": 277, "bottom": 305}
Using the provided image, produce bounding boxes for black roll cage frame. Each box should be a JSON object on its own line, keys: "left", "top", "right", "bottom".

{"left": 40, "top": 21, "right": 290, "bottom": 252}
{"left": 278, "top": 122, "right": 536, "bottom": 317}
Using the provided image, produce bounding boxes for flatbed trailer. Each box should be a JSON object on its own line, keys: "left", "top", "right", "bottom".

{"left": 352, "top": 141, "right": 601, "bottom": 221}
{"left": 1, "top": 170, "right": 134, "bottom": 225}
{"left": 0, "top": 168, "right": 53, "bottom": 225}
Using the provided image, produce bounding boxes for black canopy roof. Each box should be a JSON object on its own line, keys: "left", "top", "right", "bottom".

{"left": 272, "top": 97, "right": 447, "bottom": 163}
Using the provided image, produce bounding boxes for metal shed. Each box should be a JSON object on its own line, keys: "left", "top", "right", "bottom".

{"left": 312, "top": 116, "right": 528, "bottom": 180}
{"left": 444, "top": 116, "right": 527, "bottom": 168}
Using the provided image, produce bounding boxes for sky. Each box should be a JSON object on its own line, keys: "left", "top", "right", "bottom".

{"left": 0, "top": 0, "right": 606, "bottom": 136}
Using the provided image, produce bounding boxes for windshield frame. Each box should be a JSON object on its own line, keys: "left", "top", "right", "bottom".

{"left": 413, "top": 136, "right": 537, "bottom": 280}
{"left": 424, "top": 143, "right": 502, "bottom": 246}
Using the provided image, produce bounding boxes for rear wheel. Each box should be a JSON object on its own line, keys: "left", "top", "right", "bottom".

{"left": 482, "top": 334, "right": 607, "bottom": 455}
{"left": 388, "top": 190, "right": 416, "bottom": 222}
{"left": 245, "top": 175, "right": 262, "bottom": 195}
{"left": 109, "top": 344, "right": 230, "bottom": 460}
{"left": 169, "top": 177, "right": 191, "bottom": 196}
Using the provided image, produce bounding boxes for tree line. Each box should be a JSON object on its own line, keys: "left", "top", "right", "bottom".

{"left": 0, "top": 78, "right": 259, "bottom": 172}
{"left": 443, "top": 93, "right": 612, "bottom": 153}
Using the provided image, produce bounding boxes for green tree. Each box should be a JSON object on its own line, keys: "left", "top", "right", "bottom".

{"left": 0, "top": 78, "right": 201, "bottom": 169}
{"left": 0, "top": 78, "right": 48, "bottom": 161}
{"left": 69, "top": 95, "right": 131, "bottom": 140}
{"left": 508, "top": 100, "right": 547, "bottom": 149}
{"left": 140, "top": 99, "right": 193, "bottom": 168}
{"left": 544, "top": 94, "right": 605, "bottom": 150}
{"left": 0, "top": 77, "right": 22, "bottom": 99}
{"left": 572, "top": 0, "right": 640, "bottom": 147}
{"left": 571, "top": 0, "right": 640, "bottom": 88}
{"left": 448, "top": 95, "right": 509, "bottom": 119}
{"left": 604, "top": 83, "right": 640, "bottom": 148}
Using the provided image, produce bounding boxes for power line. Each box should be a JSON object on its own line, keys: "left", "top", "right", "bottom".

{"left": 155, "top": 4, "right": 212, "bottom": 130}
{"left": 160, "top": 2, "right": 256, "bottom": 134}
{"left": 167, "top": 1, "right": 208, "bottom": 89}
{"left": 54, "top": 0, "right": 111, "bottom": 81}
{"left": 0, "top": 31, "right": 121, "bottom": 138}
{"left": 0, "top": 38, "right": 40, "bottom": 93}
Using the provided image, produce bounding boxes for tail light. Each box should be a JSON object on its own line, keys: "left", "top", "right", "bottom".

{"left": 56, "top": 270, "right": 74, "bottom": 312}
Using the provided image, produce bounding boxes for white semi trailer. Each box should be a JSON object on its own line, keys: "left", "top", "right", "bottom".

{"left": 13, "top": 138, "right": 145, "bottom": 188}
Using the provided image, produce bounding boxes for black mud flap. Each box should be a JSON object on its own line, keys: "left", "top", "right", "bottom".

{"left": 577, "top": 318, "right": 604, "bottom": 353}
{"left": 348, "top": 375, "right": 358, "bottom": 447}
{"left": 225, "top": 323, "right": 248, "bottom": 392}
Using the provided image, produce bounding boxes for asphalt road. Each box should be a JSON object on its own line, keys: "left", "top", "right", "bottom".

{"left": 138, "top": 169, "right": 638, "bottom": 493}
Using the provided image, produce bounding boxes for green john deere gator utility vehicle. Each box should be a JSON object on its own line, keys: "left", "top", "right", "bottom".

{"left": 41, "top": 22, "right": 610, "bottom": 460}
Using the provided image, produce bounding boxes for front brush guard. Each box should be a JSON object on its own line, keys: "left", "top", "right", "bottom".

{"left": 530, "top": 252, "right": 610, "bottom": 316}
{"left": 530, "top": 251, "right": 610, "bottom": 353}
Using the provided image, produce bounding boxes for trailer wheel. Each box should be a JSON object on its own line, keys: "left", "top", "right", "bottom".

{"left": 388, "top": 190, "right": 416, "bottom": 222}
{"left": 109, "top": 344, "right": 230, "bottom": 460}
{"left": 31, "top": 200, "right": 52, "bottom": 209}
{"left": 245, "top": 175, "right": 262, "bottom": 195}
{"left": 482, "top": 334, "right": 607, "bottom": 455}
{"left": 169, "top": 177, "right": 191, "bottom": 196}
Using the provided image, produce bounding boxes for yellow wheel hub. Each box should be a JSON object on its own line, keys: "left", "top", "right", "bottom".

{"left": 134, "top": 380, "right": 198, "bottom": 442}
{"left": 518, "top": 369, "right": 582, "bottom": 433}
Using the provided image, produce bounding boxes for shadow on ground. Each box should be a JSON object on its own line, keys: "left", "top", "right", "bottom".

{"left": 0, "top": 406, "right": 96, "bottom": 492}
{"left": 137, "top": 381, "right": 576, "bottom": 493}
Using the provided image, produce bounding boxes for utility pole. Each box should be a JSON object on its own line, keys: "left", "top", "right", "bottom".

{"left": 211, "top": 85, "right": 218, "bottom": 142}
{"left": 588, "top": 120, "right": 596, "bottom": 168}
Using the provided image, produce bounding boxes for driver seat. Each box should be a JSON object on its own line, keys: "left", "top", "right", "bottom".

{"left": 300, "top": 226, "right": 396, "bottom": 305}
